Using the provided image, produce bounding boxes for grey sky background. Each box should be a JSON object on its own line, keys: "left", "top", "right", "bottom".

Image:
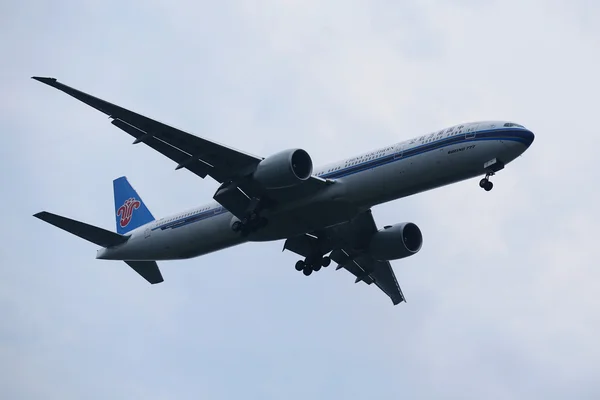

{"left": 1, "top": 1, "right": 599, "bottom": 399}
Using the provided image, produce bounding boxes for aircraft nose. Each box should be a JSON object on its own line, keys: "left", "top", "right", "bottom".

{"left": 521, "top": 130, "right": 535, "bottom": 147}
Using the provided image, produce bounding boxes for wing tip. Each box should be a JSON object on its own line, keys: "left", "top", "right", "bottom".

{"left": 392, "top": 296, "right": 406, "bottom": 305}
{"left": 33, "top": 211, "right": 49, "bottom": 220}
{"left": 31, "top": 76, "right": 57, "bottom": 85}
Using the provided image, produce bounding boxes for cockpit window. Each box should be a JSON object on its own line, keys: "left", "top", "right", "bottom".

{"left": 503, "top": 122, "right": 525, "bottom": 128}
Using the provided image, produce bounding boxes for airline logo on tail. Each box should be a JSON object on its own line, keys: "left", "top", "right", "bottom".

{"left": 117, "top": 198, "right": 141, "bottom": 228}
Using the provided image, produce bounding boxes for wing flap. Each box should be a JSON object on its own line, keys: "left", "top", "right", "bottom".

{"left": 341, "top": 261, "right": 375, "bottom": 285}
{"left": 354, "top": 255, "right": 404, "bottom": 304}
{"left": 334, "top": 255, "right": 404, "bottom": 304}
{"left": 112, "top": 119, "right": 212, "bottom": 179}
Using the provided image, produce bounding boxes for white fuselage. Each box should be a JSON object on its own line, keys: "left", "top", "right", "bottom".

{"left": 97, "top": 121, "right": 534, "bottom": 261}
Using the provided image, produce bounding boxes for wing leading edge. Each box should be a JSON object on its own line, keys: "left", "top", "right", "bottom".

{"left": 31, "top": 76, "right": 262, "bottom": 183}
{"left": 32, "top": 77, "right": 331, "bottom": 218}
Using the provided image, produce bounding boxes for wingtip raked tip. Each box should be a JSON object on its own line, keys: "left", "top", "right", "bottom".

{"left": 31, "top": 76, "right": 57, "bottom": 85}
{"left": 33, "top": 211, "right": 47, "bottom": 219}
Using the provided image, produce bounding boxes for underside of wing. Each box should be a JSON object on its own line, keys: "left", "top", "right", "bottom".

{"left": 337, "top": 255, "right": 405, "bottom": 305}
{"left": 284, "top": 210, "right": 408, "bottom": 305}
{"left": 32, "top": 77, "right": 261, "bottom": 183}
{"left": 33, "top": 77, "right": 332, "bottom": 219}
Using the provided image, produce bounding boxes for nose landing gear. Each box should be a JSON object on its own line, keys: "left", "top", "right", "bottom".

{"left": 480, "top": 158, "right": 505, "bottom": 192}
{"left": 479, "top": 173, "right": 494, "bottom": 192}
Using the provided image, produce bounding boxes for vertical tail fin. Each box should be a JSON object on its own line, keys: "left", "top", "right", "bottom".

{"left": 113, "top": 176, "right": 155, "bottom": 234}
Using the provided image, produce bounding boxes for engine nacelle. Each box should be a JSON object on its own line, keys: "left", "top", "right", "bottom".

{"left": 368, "top": 222, "right": 423, "bottom": 261}
{"left": 253, "top": 149, "right": 313, "bottom": 189}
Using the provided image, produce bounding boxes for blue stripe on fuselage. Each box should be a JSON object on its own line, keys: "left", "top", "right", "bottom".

{"left": 150, "top": 128, "right": 530, "bottom": 231}
{"left": 320, "top": 128, "right": 532, "bottom": 179}
{"left": 151, "top": 207, "right": 227, "bottom": 231}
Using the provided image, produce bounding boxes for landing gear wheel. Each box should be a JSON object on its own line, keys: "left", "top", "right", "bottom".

{"left": 303, "top": 267, "right": 312, "bottom": 276}
{"left": 480, "top": 171, "right": 496, "bottom": 191}
{"left": 313, "top": 264, "right": 322, "bottom": 272}
{"left": 295, "top": 260, "right": 305, "bottom": 271}
{"left": 321, "top": 256, "right": 331, "bottom": 268}
{"left": 480, "top": 177, "right": 494, "bottom": 191}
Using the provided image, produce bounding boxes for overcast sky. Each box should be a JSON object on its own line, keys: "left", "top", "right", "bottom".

{"left": 2, "top": 1, "right": 599, "bottom": 399}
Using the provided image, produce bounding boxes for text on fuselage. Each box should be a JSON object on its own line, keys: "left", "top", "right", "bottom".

{"left": 448, "top": 145, "right": 476, "bottom": 155}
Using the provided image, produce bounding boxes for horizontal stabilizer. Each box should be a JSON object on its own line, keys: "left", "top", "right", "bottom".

{"left": 124, "top": 260, "right": 164, "bottom": 284}
{"left": 34, "top": 211, "right": 129, "bottom": 248}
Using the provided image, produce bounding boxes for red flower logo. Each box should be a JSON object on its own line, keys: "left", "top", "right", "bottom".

{"left": 117, "top": 198, "right": 141, "bottom": 227}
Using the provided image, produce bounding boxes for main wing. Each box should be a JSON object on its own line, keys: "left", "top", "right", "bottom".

{"left": 32, "top": 77, "right": 329, "bottom": 217}
{"left": 32, "top": 77, "right": 260, "bottom": 183}
{"left": 284, "top": 210, "right": 405, "bottom": 305}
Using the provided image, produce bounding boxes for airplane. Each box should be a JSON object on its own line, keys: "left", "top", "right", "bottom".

{"left": 31, "top": 76, "right": 535, "bottom": 305}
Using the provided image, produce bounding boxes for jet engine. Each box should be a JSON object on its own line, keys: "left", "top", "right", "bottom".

{"left": 368, "top": 222, "right": 423, "bottom": 261}
{"left": 253, "top": 149, "right": 313, "bottom": 189}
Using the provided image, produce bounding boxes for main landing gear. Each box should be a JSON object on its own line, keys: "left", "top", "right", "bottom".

{"left": 231, "top": 197, "right": 269, "bottom": 236}
{"left": 479, "top": 172, "right": 494, "bottom": 192}
{"left": 231, "top": 212, "right": 268, "bottom": 236}
{"left": 295, "top": 255, "right": 331, "bottom": 276}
